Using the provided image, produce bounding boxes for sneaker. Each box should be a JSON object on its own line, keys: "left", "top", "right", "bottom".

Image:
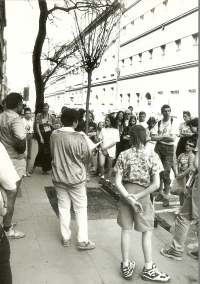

{"left": 121, "top": 261, "right": 135, "bottom": 280}
{"left": 4, "top": 227, "right": 25, "bottom": 239}
{"left": 89, "top": 167, "right": 96, "bottom": 172}
{"left": 77, "top": 240, "right": 95, "bottom": 250}
{"left": 163, "top": 198, "right": 169, "bottom": 207}
{"left": 188, "top": 251, "right": 198, "bottom": 260}
{"left": 160, "top": 248, "right": 182, "bottom": 261}
{"left": 62, "top": 239, "right": 70, "bottom": 247}
{"left": 86, "top": 175, "right": 91, "bottom": 182}
{"left": 98, "top": 177, "right": 105, "bottom": 184}
{"left": 155, "top": 194, "right": 164, "bottom": 202}
{"left": 141, "top": 263, "right": 170, "bottom": 282}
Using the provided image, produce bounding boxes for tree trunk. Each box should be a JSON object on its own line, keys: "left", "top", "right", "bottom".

{"left": 85, "top": 69, "right": 92, "bottom": 135}
{"left": 33, "top": 0, "right": 48, "bottom": 114}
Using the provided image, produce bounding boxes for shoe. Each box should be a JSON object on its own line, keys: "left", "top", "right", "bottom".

{"left": 42, "top": 171, "right": 48, "bottom": 175}
{"left": 105, "top": 181, "right": 113, "bottom": 187}
{"left": 29, "top": 169, "right": 35, "bottom": 174}
{"left": 86, "top": 175, "right": 91, "bottom": 182}
{"left": 121, "top": 261, "right": 135, "bottom": 280}
{"left": 160, "top": 248, "right": 182, "bottom": 261}
{"left": 4, "top": 227, "right": 25, "bottom": 239}
{"left": 155, "top": 194, "right": 164, "bottom": 202}
{"left": 91, "top": 172, "right": 99, "bottom": 177}
{"left": 163, "top": 198, "right": 169, "bottom": 207}
{"left": 89, "top": 167, "right": 96, "bottom": 172}
{"left": 179, "top": 192, "right": 185, "bottom": 206}
{"left": 98, "top": 177, "right": 105, "bottom": 184}
{"left": 25, "top": 172, "right": 31, "bottom": 177}
{"left": 77, "top": 240, "right": 95, "bottom": 250}
{"left": 62, "top": 239, "right": 70, "bottom": 247}
{"left": 141, "top": 263, "right": 170, "bottom": 282}
{"left": 188, "top": 251, "right": 198, "bottom": 260}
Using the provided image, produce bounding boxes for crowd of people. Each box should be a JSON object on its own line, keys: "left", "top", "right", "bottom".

{"left": 0, "top": 92, "right": 198, "bottom": 283}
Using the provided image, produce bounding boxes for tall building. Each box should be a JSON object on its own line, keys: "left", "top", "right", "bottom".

{"left": 44, "top": 0, "right": 198, "bottom": 119}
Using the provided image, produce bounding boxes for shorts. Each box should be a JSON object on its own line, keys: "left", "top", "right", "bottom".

{"left": 11, "top": 158, "right": 26, "bottom": 179}
{"left": 117, "top": 182, "right": 154, "bottom": 232}
{"left": 154, "top": 142, "right": 174, "bottom": 184}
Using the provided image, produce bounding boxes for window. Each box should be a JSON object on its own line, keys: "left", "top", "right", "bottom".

{"left": 188, "top": 89, "right": 196, "bottom": 96}
{"left": 131, "top": 20, "right": 134, "bottom": 29}
{"left": 123, "top": 26, "right": 126, "bottom": 35}
{"left": 122, "top": 59, "right": 124, "bottom": 68}
{"left": 175, "top": 39, "right": 181, "bottom": 51}
{"left": 130, "top": 56, "right": 132, "bottom": 66}
{"left": 138, "top": 53, "right": 142, "bottom": 62}
{"left": 158, "top": 91, "right": 163, "bottom": 95}
{"left": 163, "top": 0, "right": 168, "bottom": 10}
{"left": 140, "top": 15, "right": 144, "bottom": 24}
{"left": 161, "top": 44, "right": 166, "bottom": 56}
{"left": 192, "top": 33, "right": 198, "bottom": 51}
{"left": 171, "top": 90, "right": 179, "bottom": 96}
{"left": 149, "top": 49, "right": 153, "bottom": 59}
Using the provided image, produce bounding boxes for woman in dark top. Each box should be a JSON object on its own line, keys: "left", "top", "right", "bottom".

{"left": 115, "top": 111, "right": 126, "bottom": 159}
{"left": 122, "top": 115, "right": 137, "bottom": 151}
{"left": 29, "top": 103, "right": 55, "bottom": 175}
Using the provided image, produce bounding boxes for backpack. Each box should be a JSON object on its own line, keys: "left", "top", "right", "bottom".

{"left": 157, "top": 117, "right": 173, "bottom": 133}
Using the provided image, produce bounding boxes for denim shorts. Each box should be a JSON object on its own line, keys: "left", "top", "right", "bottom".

{"left": 117, "top": 183, "right": 154, "bottom": 232}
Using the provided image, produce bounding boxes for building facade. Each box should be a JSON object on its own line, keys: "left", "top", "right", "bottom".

{"left": 44, "top": 0, "right": 198, "bottom": 120}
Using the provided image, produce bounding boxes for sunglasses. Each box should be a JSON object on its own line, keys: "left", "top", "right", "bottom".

{"left": 185, "top": 143, "right": 195, "bottom": 147}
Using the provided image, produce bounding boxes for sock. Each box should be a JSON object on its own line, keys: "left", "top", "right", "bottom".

{"left": 123, "top": 261, "right": 129, "bottom": 268}
{"left": 106, "top": 179, "right": 109, "bottom": 182}
{"left": 3, "top": 226, "right": 11, "bottom": 232}
{"left": 101, "top": 175, "right": 104, "bottom": 179}
{"left": 145, "top": 262, "right": 152, "bottom": 269}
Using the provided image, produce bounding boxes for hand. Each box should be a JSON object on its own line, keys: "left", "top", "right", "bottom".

{"left": 126, "top": 196, "right": 143, "bottom": 213}
{"left": 40, "top": 137, "right": 44, "bottom": 144}
{"left": 177, "top": 173, "right": 183, "bottom": 179}
{"left": 0, "top": 188, "right": 7, "bottom": 208}
{"left": 101, "top": 148, "right": 108, "bottom": 156}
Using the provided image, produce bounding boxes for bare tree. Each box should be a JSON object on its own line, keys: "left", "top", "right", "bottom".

{"left": 72, "top": 1, "right": 122, "bottom": 134}
{"left": 32, "top": 0, "right": 117, "bottom": 114}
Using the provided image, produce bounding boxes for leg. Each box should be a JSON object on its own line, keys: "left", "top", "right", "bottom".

{"left": 142, "top": 230, "right": 153, "bottom": 263}
{"left": 0, "top": 230, "right": 12, "bottom": 284}
{"left": 99, "top": 152, "right": 106, "bottom": 177}
{"left": 3, "top": 179, "right": 22, "bottom": 228}
{"left": 121, "top": 229, "right": 132, "bottom": 262}
{"left": 69, "top": 186, "right": 88, "bottom": 242}
{"left": 105, "top": 157, "right": 114, "bottom": 181}
{"left": 55, "top": 184, "right": 72, "bottom": 241}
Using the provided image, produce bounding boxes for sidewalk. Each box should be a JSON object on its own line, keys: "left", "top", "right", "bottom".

{"left": 7, "top": 141, "right": 198, "bottom": 284}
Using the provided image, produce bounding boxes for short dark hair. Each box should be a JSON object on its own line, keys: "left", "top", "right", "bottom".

{"left": 161, "top": 104, "right": 171, "bottom": 113}
{"left": 128, "top": 106, "right": 133, "bottom": 110}
{"left": 61, "top": 108, "right": 79, "bottom": 127}
{"left": 186, "top": 117, "right": 198, "bottom": 127}
{"left": 129, "top": 125, "right": 146, "bottom": 148}
{"left": 24, "top": 107, "right": 31, "bottom": 114}
{"left": 186, "top": 139, "right": 196, "bottom": 148}
{"left": 147, "top": 117, "right": 156, "bottom": 126}
{"left": 183, "top": 110, "right": 191, "bottom": 118}
{"left": 61, "top": 106, "right": 68, "bottom": 113}
{"left": 139, "top": 111, "right": 146, "bottom": 116}
{"left": 42, "top": 103, "right": 49, "bottom": 109}
{"left": 5, "top": 93, "right": 23, "bottom": 110}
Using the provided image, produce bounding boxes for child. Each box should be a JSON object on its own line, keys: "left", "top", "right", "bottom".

{"left": 171, "top": 139, "right": 195, "bottom": 205}
{"left": 114, "top": 125, "right": 170, "bottom": 282}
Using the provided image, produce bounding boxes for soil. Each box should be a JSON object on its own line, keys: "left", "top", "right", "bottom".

{"left": 45, "top": 186, "right": 118, "bottom": 220}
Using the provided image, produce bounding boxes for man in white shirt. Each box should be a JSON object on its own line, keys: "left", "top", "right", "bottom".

{"left": 151, "top": 105, "right": 177, "bottom": 207}
{"left": 22, "top": 108, "right": 34, "bottom": 176}
{"left": 124, "top": 109, "right": 132, "bottom": 126}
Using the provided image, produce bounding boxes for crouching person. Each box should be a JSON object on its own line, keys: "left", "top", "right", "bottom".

{"left": 114, "top": 125, "right": 170, "bottom": 282}
{"left": 50, "top": 108, "right": 95, "bottom": 250}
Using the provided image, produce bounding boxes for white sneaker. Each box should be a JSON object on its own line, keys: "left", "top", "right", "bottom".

{"left": 4, "top": 227, "right": 25, "bottom": 239}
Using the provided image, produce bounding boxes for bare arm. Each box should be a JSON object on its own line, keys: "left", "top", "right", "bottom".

{"left": 151, "top": 134, "right": 176, "bottom": 143}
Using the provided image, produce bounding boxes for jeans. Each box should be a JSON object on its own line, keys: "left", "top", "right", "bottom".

{"left": 0, "top": 229, "right": 12, "bottom": 284}
{"left": 171, "top": 175, "right": 198, "bottom": 255}
{"left": 54, "top": 182, "right": 88, "bottom": 242}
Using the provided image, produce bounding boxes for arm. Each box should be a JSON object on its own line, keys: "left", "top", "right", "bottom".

{"left": 36, "top": 122, "right": 44, "bottom": 143}
{"left": 130, "top": 172, "right": 160, "bottom": 201}
{"left": 151, "top": 134, "right": 176, "bottom": 143}
{"left": 11, "top": 117, "right": 26, "bottom": 154}
{"left": 102, "top": 142, "right": 116, "bottom": 151}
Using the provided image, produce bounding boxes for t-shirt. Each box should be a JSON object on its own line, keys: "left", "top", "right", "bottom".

{"left": 78, "top": 121, "right": 97, "bottom": 142}
{"left": 99, "top": 127, "right": 120, "bottom": 158}
{"left": 179, "top": 122, "right": 192, "bottom": 136}
{"left": 0, "top": 142, "right": 20, "bottom": 190}
{"left": 114, "top": 145, "right": 163, "bottom": 187}
{"left": 0, "top": 110, "right": 26, "bottom": 159}
{"left": 138, "top": 121, "right": 148, "bottom": 128}
{"left": 158, "top": 119, "right": 177, "bottom": 145}
{"left": 22, "top": 118, "right": 34, "bottom": 134}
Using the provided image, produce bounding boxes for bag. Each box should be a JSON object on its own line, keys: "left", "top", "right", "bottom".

{"left": 0, "top": 188, "right": 7, "bottom": 216}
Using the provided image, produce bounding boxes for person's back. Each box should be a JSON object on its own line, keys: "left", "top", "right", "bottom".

{"left": 51, "top": 130, "right": 90, "bottom": 186}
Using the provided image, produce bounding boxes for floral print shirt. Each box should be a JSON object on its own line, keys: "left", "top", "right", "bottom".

{"left": 114, "top": 145, "right": 163, "bottom": 187}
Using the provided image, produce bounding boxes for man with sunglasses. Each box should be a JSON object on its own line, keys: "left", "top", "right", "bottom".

{"left": 124, "top": 110, "right": 132, "bottom": 126}
{"left": 160, "top": 117, "right": 198, "bottom": 261}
